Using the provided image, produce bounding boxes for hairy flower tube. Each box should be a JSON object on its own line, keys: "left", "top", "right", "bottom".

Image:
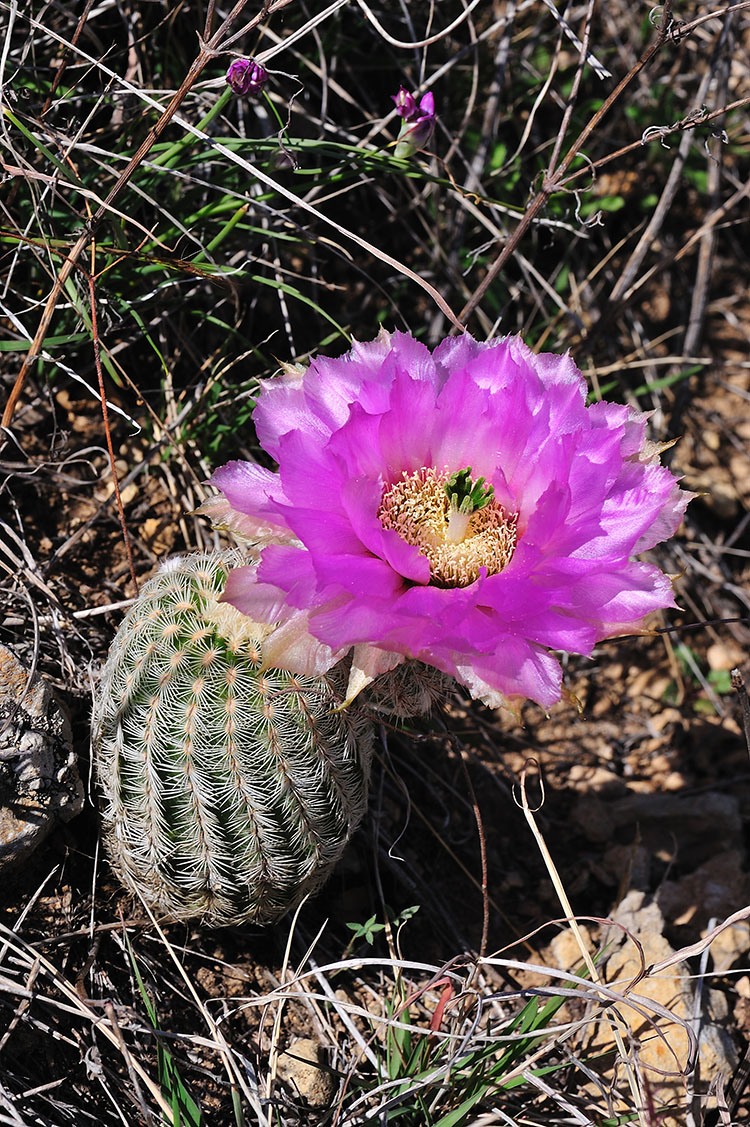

{"left": 391, "top": 86, "right": 435, "bottom": 158}
{"left": 226, "top": 58, "right": 268, "bottom": 96}
{"left": 207, "top": 331, "right": 689, "bottom": 714}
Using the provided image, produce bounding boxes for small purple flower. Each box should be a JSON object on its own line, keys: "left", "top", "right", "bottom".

{"left": 392, "top": 86, "right": 418, "bottom": 119}
{"left": 391, "top": 87, "right": 435, "bottom": 158}
{"left": 226, "top": 58, "right": 268, "bottom": 97}
{"left": 208, "top": 331, "right": 690, "bottom": 714}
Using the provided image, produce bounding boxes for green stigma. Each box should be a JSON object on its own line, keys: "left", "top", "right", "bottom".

{"left": 445, "top": 467, "right": 495, "bottom": 515}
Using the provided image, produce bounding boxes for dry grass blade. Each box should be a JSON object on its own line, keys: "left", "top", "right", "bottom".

{"left": 0, "top": 921, "right": 177, "bottom": 1123}
{"left": 1, "top": 0, "right": 295, "bottom": 432}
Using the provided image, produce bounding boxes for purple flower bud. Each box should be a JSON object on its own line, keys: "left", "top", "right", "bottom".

{"left": 226, "top": 58, "right": 268, "bottom": 97}
{"left": 393, "top": 89, "right": 435, "bottom": 158}
{"left": 269, "top": 148, "right": 298, "bottom": 171}
{"left": 392, "top": 86, "right": 417, "bottom": 119}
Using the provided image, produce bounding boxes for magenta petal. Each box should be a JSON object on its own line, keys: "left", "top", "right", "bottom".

{"left": 275, "top": 429, "right": 343, "bottom": 502}
{"left": 312, "top": 552, "right": 407, "bottom": 599}
{"left": 418, "top": 91, "right": 435, "bottom": 117}
{"left": 285, "top": 506, "right": 371, "bottom": 558}
{"left": 447, "top": 637, "right": 563, "bottom": 709}
{"left": 340, "top": 476, "right": 430, "bottom": 584}
{"left": 209, "top": 460, "right": 291, "bottom": 538}
{"left": 221, "top": 566, "right": 297, "bottom": 624}
{"left": 375, "top": 368, "right": 439, "bottom": 475}
{"left": 431, "top": 371, "right": 498, "bottom": 474}
{"left": 253, "top": 545, "right": 322, "bottom": 609}
{"left": 570, "top": 561, "right": 676, "bottom": 634}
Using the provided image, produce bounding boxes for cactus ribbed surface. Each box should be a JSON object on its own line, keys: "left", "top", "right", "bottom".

{"left": 92, "top": 551, "right": 374, "bottom": 927}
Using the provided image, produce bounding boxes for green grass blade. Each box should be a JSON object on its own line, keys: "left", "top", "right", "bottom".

{"left": 123, "top": 933, "right": 205, "bottom": 1127}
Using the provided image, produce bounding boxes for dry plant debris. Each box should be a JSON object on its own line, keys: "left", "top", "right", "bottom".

{"left": 1, "top": 0, "right": 750, "bottom": 1124}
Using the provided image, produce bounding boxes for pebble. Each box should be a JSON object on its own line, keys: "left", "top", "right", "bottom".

{"left": 706, "top": 642, "right": 744, "bottom": 672}
{"left": 276, "top": 1038, "right": 336, "bottom": 1108}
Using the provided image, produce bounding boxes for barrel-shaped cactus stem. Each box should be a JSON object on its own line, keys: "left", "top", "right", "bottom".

{"left": 92, "top": 551, "right": 374, "bottom": 927}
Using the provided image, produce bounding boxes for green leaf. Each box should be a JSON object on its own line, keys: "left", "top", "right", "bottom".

{"left": 708, "top": 668, "right": 733, "bottom": 694}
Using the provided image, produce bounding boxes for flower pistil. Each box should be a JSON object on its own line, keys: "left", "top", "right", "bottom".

{"left": 444, "top": 466, "right": 495, "bottom": 544}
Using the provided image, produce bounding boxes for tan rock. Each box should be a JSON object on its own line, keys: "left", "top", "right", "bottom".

{"left": 736, "top": 975, "right": 750, "bottom": 999}
{"left": 706, "top": 642, "right": 745, "bottom": 672}
{"left": 649, "top": 707, "right": 685, "bottom": 734}
{"left": 141, "top": 517, "right": 176, "bottom": 556}
{"left": 709, "top": 919, "right": 750, "bottom": 975}
{"left": 276, "top": 1038, "right": 336, "bottom": 1108}
{"left": 567, "top": 763, "right": 627, "bottom": 794}
{"left": 545, "top": 925, "right": 595, "bottom": 972}
{"left": 593, "top": 891, "right": 737, "bottom": 1124}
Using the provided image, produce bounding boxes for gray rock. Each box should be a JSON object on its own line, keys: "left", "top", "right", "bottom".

{"left": 0, "top": 645, "right": 84, "bottom": 871}
{"left": 608, "top": 791, "right": 742, "bottom": 869}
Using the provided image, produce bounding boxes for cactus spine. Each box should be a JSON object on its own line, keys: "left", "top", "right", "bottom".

{"left": 92, "top": 551, "right": 374, "bottom": 927}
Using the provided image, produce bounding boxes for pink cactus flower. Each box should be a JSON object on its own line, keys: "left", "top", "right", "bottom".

{"left": 208, "top": 331, "right": 689, "bottom": 713}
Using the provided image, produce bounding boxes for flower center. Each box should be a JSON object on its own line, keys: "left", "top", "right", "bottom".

{"left": 378, "top": 467, "right": 517, "bottom": 587}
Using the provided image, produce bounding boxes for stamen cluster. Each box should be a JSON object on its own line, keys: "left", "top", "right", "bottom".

{"left": 378, "top": 467, "right": 516, "bottom": 588}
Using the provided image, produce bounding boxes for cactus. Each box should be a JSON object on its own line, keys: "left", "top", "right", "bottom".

{"left": 364, "top": 660, "right": 451, "bottom": 720}
{"left": 92, "top": 551, "right": 374, "bottom": 927}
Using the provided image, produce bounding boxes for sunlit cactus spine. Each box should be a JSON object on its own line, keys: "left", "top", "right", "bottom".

{"left": 92, "top": 550, "right": 374, "bottom": 927}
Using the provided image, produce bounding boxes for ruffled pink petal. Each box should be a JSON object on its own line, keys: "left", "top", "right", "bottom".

{"left": 340, "top": 476, "right": 430, "bottom": 585}
{"left": 311, "top": 552, "right": 407, "bottom": 599}
{"left": 568, "top": 561, "right": 677, "bottom": 635}
{"left": 448, "top": 637, "right": 563, "bottom": 710}
{"left": 209, "top": 460, "right": 292, "bottom": 538}
{"left": 225, "top": 547, "right": 318, "bottom": 618}
{"left": 632, "top": 480, "right": 691, "bottom": 553}
{"left": 261, "top": 611, "right": 347, "bottom": 677}
{"left": 374, "top": 362, "right": 440, "bottom": 475}
{"left": 431, "top": 370, "right": 502, "bottom": 476}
